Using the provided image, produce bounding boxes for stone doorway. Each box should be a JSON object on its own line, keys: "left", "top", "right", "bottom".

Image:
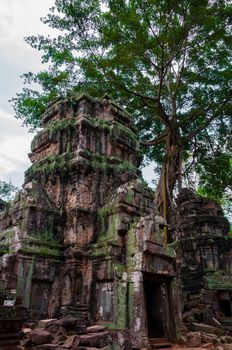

{"left": 144, "top": 274, "right": 174, "bottom": 339}
{"left": 30, "top": 280, "right": 52, "bottom": 319}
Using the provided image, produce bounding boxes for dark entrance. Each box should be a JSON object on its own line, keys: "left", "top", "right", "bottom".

{"left": 144, "top": 274, "right": 174, "bottom": 339}
{"left": 218, "top": 291, "right": 232, "bottom": 317}
{"left": 219, "top": 299, "right": 232, "bottom": 317}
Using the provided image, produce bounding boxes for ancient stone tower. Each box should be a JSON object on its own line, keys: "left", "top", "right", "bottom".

{"left": 0, "top": 95, "right": 180, "bottom": 349}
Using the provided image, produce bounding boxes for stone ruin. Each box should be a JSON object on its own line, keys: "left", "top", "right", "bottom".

{"left": 171, "top": 189, "right": 232, "bottom": 330}
{"left": 0, "top": 94, "right": 231, "bottom": 350}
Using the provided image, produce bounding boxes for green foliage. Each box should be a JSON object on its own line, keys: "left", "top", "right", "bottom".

{"left": 0, "top": 180, "right": 18, "bottom": 201}
{"left": 205, "top": 269, "right": 232, "bottom": 289}
{"left": 29, "top": 230, "right": 56, "bottom": 243}
{"left": 47, "top": 117, "right": 77, "bottom": 134}
{"left": 196, "top": 135, "right": 232, "bottom": 221}
{"left": 12, "top": 0, "right": 232, "bottom": 201}
{"left": 25, "top": 152, "right": 73, "bottom": 180}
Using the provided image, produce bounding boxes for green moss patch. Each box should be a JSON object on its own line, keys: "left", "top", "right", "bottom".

{"left": 26, "top": 152, "right": 73, "bottom": 179}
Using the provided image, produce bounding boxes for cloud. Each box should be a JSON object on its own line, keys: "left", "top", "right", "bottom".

{"left": 0, "top": 107, "right": 34, "bottom": 187}
{"left": 0, "top": 0, "right": 54, "bottom": 188}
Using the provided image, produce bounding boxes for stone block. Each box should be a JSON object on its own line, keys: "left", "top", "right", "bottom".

{"left": 22, "top": 328, "right": 32, "bottom": 335}
{"left": 87, "top": 325, "right": 106, "bottom": 333}
{"left": 187, "top": 332, "right": 202, "bottom": 347}
{"left": 223, "top": 345, "right": 232, "bottom": 350}
{"left": 31, "top": 345, "right": 65, "bottom": 350}
{"left": 51, "top": 327, "right": 67, "bottom": 344}
{"left": 191, "top": 323, "right": 224, "bottom": 336}
{"left": 79, "top": 332, "right": 110, "bottom": 348}
{"left": 60, "top": 335, "right": 80, "bottom": 349}
{"left": 29, "top": 329, "right": 53, "bottom": 345}
{"left": 38, "top": 319, "right": 57, "bottom": 329}
{"left": 220, "top": 336, "right": 232, "bottom": 344}
{"left": 201, "top": 333, "right": 218, "bottom": 344}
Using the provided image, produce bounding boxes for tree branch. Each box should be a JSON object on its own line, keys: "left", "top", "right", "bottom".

{"left": 184, "top": 99, "right": 230, "bottom": 141}
{"left": 140, "top": 130, "right": 168, "bottom": 146}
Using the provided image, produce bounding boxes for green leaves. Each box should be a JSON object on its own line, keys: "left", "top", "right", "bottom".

{"left": 0, "top": 180, "right": 18, "bottom": 201}
{"left": 12, "top": 0, "right": 232, "bottom": 203}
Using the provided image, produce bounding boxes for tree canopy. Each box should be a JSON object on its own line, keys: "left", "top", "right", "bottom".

{"left": 11, "top": 0, "right": 232, "bottom": 218}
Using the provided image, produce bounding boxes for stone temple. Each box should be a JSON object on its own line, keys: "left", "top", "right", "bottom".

{"left": 0, "top": 94, "right": 231, "bottom": 349}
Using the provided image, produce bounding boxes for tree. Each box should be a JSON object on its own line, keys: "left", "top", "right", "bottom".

{"left": 0, "top": 180, "right": 18, "bottom": 201}
{"left": 11, "top": 0, "right": 232, "bottom": 226}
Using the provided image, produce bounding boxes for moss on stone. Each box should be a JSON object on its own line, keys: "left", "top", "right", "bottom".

{"left": 0, "top": 243, "right": 10, "bottom": 255}
{"left": 26, "top": 152, "right": 73, "bottom": 179}
{"left": 166, "top": 242, "right": 177, "bottom": 258}
{"left": 98, "top": 202, "right": 118, "bottom": 234}
{"left": 47, "top": 118, "right": 77, "bottom": 134}
{"left": 125, "top": 190, "right": 134, "bottom": 204}
{"left": 84, "top": 115, "right": 138, "bottom": 144}
{"left": 127, "top": 221, "right": 139, "bottom": 258}
{"left": 0, "top": 229, "right": 15, "bottom": 241}
{"left": 28, "top": 230, "right": 57, "bottom": 244}
{"left": 19, "top": 245, "right": 62, "bottom": 258}
{"left": 82, "top": 149, "right": 138, "bottom": 174}
{"left": 205, "top": 270, "right": 232, "bottom": 289}
{"left": 114, "top": 281, "right": 128, "bottom": 329}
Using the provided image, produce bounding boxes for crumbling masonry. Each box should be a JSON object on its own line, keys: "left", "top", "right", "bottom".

{"left": 0, "top": 95, "right": 231, "bottom": 349}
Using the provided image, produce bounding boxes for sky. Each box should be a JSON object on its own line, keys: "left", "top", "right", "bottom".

{"left": 0, "top": 0, "right": 155, "bottom": 189}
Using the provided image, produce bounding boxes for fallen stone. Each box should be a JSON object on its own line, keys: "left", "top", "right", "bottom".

{"left": 188, "top": 338, "right": 202, "bottom": 347}
{"left": 215, "top": 346, "right": 224, "bottom": 350}
{"left": 22, "top": 328, "right": 32, "bottom": 335}
{"left": 46, "top": 324, "right": 60, "bottom": 334}
{"left": 220, "top": 336, "right": 232, "bottom": 344}
{"left": 191, "top": 323, "right": 224, "bottom": 336}
{"left": 24, "top": 322, "right": 37, "bottom": 330}
{"left": 71, "top": 335, "right": 82, "bottom": 350}
{"left": 31, "top": 345, "right": 65, "bottom": 350}
{"left": 187, "top": 332, "right": 202, "bottom": 339}
{"left": 38, "top": 319, "right": 57, "bottom": 329}
{"left": 66, "top": 325, "right": 87, "bottom": 335}
{"left": 59, "top": 335, "right": 80, "bottom": 348}
{"left": 79, "top": 332, "right": 110, "bottom": 348}
{"left": 223, "top": 345, "right": 232, "bottom": 350}
{"left": 52, "top": 326, "right": 67, "bottom": 344}
{"left": 29, "top": 329, "right": 53, "bottom": 345}
{"left": 186, "top": 331, "right": 202, "bottom": 347}
{"left": 54, "top": 318, "right": 87, "bottom": 334}
{"left": 20, "top": 338, "right": 32, "bottom": 347}
{"left": 201, "top": 333, "right": 218, "bottom": 344}
{"left": 87, "top": 325, "right": 106, "bottom": 333}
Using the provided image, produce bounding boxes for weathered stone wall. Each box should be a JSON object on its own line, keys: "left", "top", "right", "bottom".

{"left": 0, "top": 94, "right": 179, "bottom": 349}
{"left": 170, "top": 189, "right": 232, "bottom": 330}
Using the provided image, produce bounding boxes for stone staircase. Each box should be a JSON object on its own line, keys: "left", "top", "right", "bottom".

{"left": 0, "top": 332, "right": 19, "bottom": 348}
{"left": 149, "top": 338, "right": 172, "bottom": 349}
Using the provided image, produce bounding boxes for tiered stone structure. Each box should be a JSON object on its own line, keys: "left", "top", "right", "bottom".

{"left": 171, "top": 189, "right": 232, "bottom": 331}
{"left": 0, "top": 95, "right": 179, "bottom": 349}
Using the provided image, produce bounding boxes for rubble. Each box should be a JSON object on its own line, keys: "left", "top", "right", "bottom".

{"left": 18, "top": 317, "right": 111, "bottom": 350}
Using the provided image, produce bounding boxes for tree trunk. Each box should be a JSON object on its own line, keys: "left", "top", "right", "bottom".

{"left": 155, "top": 130, "right": 182, "bottom": 242}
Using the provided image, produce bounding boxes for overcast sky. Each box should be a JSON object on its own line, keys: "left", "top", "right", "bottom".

{"left": 0, "top": 0, "right": 155, "bottom": 189}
